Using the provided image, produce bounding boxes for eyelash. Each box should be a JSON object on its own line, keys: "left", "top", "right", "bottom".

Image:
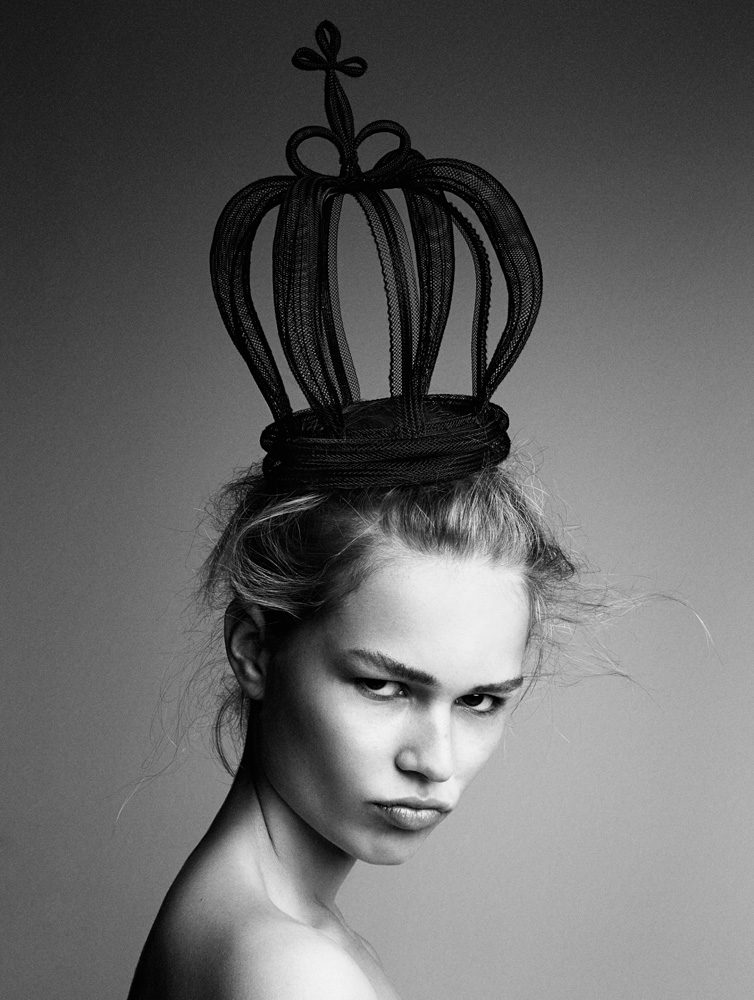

{"left": 355, "top": 679, "right": 507, "bottom": 715}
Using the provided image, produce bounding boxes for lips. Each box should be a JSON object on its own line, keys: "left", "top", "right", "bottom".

{"left": 374, "top": 800, "right": 452, "bottom": 831}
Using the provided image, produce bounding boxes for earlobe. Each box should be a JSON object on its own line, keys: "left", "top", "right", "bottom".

{"left": 224, "top": 599, "right": 271, "bottom": 700}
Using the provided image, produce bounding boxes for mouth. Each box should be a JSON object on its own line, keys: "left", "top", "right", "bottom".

{"left": 373, "top": 800, "right": 452, "bottom": 832}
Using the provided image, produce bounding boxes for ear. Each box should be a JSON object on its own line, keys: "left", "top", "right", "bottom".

{"left": 224, "top": 599, "right": 272, "bottom": 701}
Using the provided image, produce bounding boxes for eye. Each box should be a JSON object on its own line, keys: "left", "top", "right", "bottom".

{"left": 356, "top": 679, "right": 405, "bottom": 700}
{"left": 457, "top": 693, "right": 506, "bottom": 715}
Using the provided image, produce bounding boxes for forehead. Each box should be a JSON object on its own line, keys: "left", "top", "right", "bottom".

{"left": 323, "top": 549, "right": 529, "bottom": 685}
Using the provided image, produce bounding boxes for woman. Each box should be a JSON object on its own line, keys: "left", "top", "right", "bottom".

{"left": 129, "top": 21, "right": 589, "bottom": 1000}
{"left": 128, "top": 468, "right": 581, "bottom": 1000}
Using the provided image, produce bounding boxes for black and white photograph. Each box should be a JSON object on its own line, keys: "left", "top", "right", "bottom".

{"left": 3, "top": 2, "right": 752, "bottom": 998}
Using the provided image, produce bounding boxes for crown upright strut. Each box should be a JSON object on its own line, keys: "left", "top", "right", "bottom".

{"left": 210, "top": 20, "right": 542, "bottom": 490}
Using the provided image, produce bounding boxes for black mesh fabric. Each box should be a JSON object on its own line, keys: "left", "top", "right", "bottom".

{"left": 210, "top": 21, "right": 542, "bottom": 491}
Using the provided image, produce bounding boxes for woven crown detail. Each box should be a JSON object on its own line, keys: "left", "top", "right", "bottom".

{"left": 210, "top": 21, "right": 542, "bottom": 490}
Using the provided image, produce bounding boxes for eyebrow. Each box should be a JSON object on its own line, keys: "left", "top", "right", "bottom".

{"left": 346, "top": 648, "right": 524, "bottom": 696}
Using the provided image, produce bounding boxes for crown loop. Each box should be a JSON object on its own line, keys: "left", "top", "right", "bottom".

{"left": 286, "top": 125, "right": 347, "bottom": 177}
{"left": 354, "top": 120, "right": 412, "bottom": 178}
{"left": 315, "top": 20, "right": 342, "bottom": 64}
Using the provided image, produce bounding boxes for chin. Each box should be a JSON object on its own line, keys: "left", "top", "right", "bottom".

{"left": 350, "top": 831, "right": 432, "bottom": 866}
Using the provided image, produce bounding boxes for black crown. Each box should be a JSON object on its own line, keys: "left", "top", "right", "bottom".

{"left": 210, "top": 21, "right": 542, "bottom": 490}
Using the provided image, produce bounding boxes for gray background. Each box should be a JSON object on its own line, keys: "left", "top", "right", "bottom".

{"left": 3, "top": 1, "right": 752, "bottom": 998}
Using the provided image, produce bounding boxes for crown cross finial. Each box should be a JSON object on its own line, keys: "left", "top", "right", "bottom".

{"left": 290, "top": 20, "right": 367, "bottom": 177}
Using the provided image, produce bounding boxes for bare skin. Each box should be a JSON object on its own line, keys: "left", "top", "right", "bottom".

{"left": 128, "top": 550, "right": 529, "bottom": 999}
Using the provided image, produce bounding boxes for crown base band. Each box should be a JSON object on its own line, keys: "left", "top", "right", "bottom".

{"left": 260, "top": 395, "right": 511, "bottom": 491}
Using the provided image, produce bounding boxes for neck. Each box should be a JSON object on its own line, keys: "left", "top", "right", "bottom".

{"left": 211, "top": 740, "right": 356, "bottom": 924}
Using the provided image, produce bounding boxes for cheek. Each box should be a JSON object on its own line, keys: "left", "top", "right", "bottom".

{"left": 261, "top": 681, "right": 390, "bottom": 793}
{"left": 307, "top": 701, "right": 398, "bottom": 792}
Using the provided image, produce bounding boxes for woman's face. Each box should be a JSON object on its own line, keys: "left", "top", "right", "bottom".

{"left": 257, "top": 547, "right": 530, "bottom": 864}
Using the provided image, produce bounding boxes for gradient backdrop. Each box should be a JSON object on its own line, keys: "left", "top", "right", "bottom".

{"left": 3, "top": 1, "right": 753, "bottom": 998}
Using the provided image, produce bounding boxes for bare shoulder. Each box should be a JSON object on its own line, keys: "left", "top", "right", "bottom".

{"left": 217, "top": 918, "right": 380, "bottom": 1000}
{"left": 131, "top": 901, "right": 380, "bottom": 1000}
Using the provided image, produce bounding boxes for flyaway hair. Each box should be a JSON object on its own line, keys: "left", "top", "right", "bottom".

{"left": 210, "top": 21, "right": 542, "bottom": 490}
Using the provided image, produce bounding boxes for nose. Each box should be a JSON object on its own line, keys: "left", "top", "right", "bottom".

{"left": 395, "top": 706, "right": 454, "bottom": 783}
